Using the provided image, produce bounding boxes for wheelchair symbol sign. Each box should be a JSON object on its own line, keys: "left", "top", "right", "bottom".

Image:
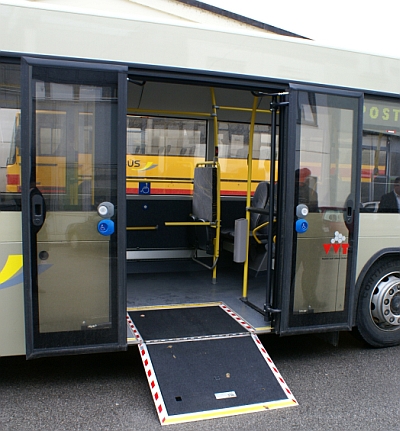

{"left": 139, "top": 182, "right": 151, "bottom": 195}
{"left": 295, "top": 219, "right": 309, "bottom": 233}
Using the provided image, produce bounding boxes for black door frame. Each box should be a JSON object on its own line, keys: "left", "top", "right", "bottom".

{"left": 21, "top": 57, "right": 127, "bottom": 358}
{"left": 275, "top": 83, "right": 363, "bottom": 335}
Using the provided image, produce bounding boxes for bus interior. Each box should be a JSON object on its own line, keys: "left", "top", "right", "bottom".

{"left": 124, "top": 79, "right": 280, "bottom": 331}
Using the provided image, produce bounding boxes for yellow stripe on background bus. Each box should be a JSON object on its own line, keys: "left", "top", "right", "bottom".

{"left": 0, "top": 255, "right": 23, "bottom": 284}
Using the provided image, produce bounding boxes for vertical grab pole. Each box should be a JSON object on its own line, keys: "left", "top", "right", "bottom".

{"left": 210, "top": 88, "right": 220, "bottom": 283}
{"left": 212, "top": 162, "right": 221, "bottom": 283}
{"left": 242, "top": 96, "right": 259, "bottom": 299}
{"left": 210, "top": 88, "right": 219, "bottom": 163}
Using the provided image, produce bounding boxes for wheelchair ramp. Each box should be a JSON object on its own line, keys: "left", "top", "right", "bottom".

{"left": 127, "top": 304, "right": 297, "bottom": 425}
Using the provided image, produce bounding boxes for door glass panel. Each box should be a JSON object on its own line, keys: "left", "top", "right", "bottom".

{"left": 34, "top": 80, "right": 117, "bottom": 335}
{"left": 21, "top": 61, "right": 126, "bottom": 356}
{"left": 291, "top": 91, "right": 359, "bottom": 322}
{"left": 1, "top": 63, "right": 21, "bottom": 210}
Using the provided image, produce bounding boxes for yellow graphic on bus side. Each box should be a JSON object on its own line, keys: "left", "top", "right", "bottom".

{"left": 0, "top": 254, "right": 23, "bottom": 284}
{"left": 0, "top": 255, "right": 52, "bottom": 290}
{"left": 138, "top": 162, "right": 157, "bottom": 171}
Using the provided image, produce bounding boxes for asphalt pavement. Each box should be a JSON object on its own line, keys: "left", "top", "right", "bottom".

{"left": 1, "top": 331, "right": 399, "bottom": 430}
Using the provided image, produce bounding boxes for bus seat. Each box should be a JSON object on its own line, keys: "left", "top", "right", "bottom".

{"left": 163, "top": 163, "right": 219, "bottom": 275}
{"left": 221, "top": 181, "right": 274, "bottom": 273}
{"left": 191, "top": 165, "right": 217, "bottom": 255}
{"left": 248, "top": 181, "right": 277, "bottom": 274}
{"left": 250, "top": 181, "right": 270, "bottom": 235}
{"left": 221, "top": 181, "right": 270, "bottom": 240}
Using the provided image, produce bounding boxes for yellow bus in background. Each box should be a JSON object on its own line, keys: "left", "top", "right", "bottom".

{"left": 7, "top": 112, "right": 275, "bottom": 196}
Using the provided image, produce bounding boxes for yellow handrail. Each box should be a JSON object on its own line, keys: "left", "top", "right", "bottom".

{"left": 242, "top": 96, "right": 259, "bottom": 299}
{"left": 216, "top": 106, "right": 271, "bottom": 114}
{"left": 252, "top": 221, "right": 276, "bottom": 244}
{"left": 165, "top": 221, "right": 211, "bottom": 226}
{"left": 126, "top": 226, "right": 158, "bottom": 231}
{"left": 126, "top": 178, "right": 193, "bottom": 184}
{"left": 127, "top": 108, "right": 212, "bottom": 117}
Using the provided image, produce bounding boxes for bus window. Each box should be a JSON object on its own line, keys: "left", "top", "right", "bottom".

{"left": 125, "top": 116, "right": 274, "bottom": 196}
{"left": 361, "top": 98, "right": 400, "bottom": 212}
{"left": 126, "top": 116, "right": 206, "bottom": 157}
{"left": 217, "top": 122, "right": 274, "bottom": 161}
{"left": 389, "top": 136, "right": 400, "bottom": 177}
{"left": 361, "top": 133, "right": 400, "bottom": 212}
{"left": 217, "top": 122, "right": 274, "bottom": 197}
{"left": 360, "top": 133, "right": 388, "bottom": 207}
{"left": 36, "top": 111, "right": 67, "bottom": 156}
{"left": 78, "top": 112, "right": 94, "bottom": 155}
{"left": 126, "top": 116, "right": 207, "bottom": 195}
{"left": 1, "top": 63, "right": 21, "bottom": 210}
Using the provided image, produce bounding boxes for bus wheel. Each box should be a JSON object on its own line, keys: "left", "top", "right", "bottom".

{"left": 356, "top": 260, "right": 400, "bottom": 347}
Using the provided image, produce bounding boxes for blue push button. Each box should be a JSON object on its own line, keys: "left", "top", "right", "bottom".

{"left": 97, "top": 219, "right": 114, "bottom": 236}
{"left": 295, "top": 219, "right": 309, "bottom": 233}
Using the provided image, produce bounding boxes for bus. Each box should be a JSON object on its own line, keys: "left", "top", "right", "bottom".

{"left": 6, "top": 111, "right": 275, "bottom": 196}
{"left": 1, "top": 0, "right": 400, "bottom": 424}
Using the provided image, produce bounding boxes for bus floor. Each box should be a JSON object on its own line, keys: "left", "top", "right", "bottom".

{"left": 126, "top": 259, "right": 271, "bottom": 331}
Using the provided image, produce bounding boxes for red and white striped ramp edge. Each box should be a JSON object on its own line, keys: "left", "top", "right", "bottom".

{"left": 219, "top": 303, "right": 255, "bottom": 332}
{"left": 126, "top": 313, "right": 143, "bottom": 343}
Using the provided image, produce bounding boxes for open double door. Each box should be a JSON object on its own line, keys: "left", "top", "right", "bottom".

{"left": 20, "top": 58, "right": 363, "bottom": 357}
{"left": 19, "top": 58, "right": 363, "bottom": 425}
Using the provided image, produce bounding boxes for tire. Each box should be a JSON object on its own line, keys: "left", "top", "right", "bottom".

{"left": 356, "top": 259, "right": 400, "bottom": 347}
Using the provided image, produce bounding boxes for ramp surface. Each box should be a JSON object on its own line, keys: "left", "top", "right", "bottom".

{"left": 129, "top": 303, "right": 297, "bottom": 425}
{"left": 128, "top": 303, "right": 251, "bottom": 341}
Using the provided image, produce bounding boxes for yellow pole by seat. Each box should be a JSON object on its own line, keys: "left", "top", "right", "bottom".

{"left": 242, "top": 96, "right": 259, "bottom": 300}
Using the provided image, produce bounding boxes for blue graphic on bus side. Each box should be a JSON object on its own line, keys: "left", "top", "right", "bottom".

{"left": 0, "top": 262, "right": 52, "bottom": 290}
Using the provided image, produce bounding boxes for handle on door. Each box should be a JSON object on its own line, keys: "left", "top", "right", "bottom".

{"left": 30, "top": 187, "right": 46, "bottom": 231}
{"left": 346, "top": 199, "right": 354, "bottom": 224}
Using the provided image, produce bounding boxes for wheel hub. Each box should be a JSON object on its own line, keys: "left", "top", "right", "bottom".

{"left": 371, "top": 275, "right": 400, "bottom": 327}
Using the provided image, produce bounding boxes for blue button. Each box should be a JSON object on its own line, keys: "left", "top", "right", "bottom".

{"left": 295, "top": 219, "right": 309, "bottom": 233}
{"left": 97, "top": 219, "right": 114, "bottom": 236}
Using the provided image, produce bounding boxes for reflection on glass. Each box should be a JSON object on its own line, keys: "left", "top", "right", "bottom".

{"left": 34, "top": 81, "right": 118, "bottom": 333}
{"left": 1, "top": 63, "right": 21, "bottom": 210}
{"left": 293, "top": 92, "right": 356, "bottom": 315}
{"left": 126, "top": 116, "right": 206, "bottom": 157}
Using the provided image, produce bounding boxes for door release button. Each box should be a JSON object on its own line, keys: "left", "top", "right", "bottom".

{"left": 296, "top": 204, "right": 309, "bottom": 218}
{"left": 97, "top": 202, "right": 114, "bottom": 218}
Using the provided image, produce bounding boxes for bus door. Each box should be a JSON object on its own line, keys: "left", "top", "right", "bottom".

{"left": 21, "top": 58, "right": 127, "bottom": 359}
{"left": 277, "top": 84, "right": 362, "bottom": 335}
